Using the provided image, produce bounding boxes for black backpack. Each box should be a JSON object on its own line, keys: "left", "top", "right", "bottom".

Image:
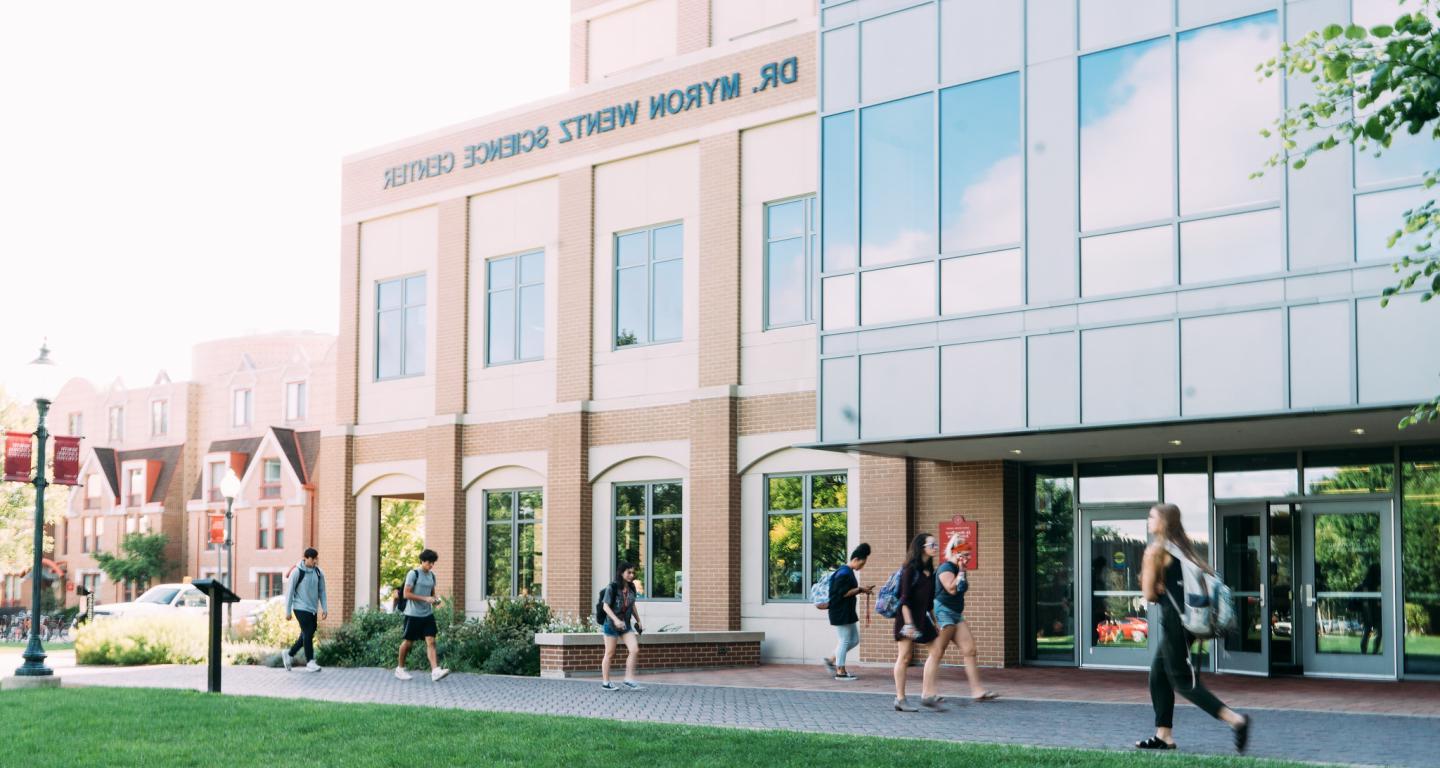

{"left": 394, "top": 569, "right": 418, "bottom": 613}
{"left": 594, "top": 586, "right": 611, "bottom": 626}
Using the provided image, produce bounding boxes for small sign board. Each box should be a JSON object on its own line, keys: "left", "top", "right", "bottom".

{"left": 938, "top": 514, "right": 980, "bottom": 570}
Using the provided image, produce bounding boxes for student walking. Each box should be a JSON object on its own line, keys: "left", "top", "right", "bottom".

{"left": 599, "top": 561, "right": 644, "bottom": 691}
{"left": 1136, "top": 503, "right": 1250, "bottom": 753}
{"left": 893, "top": 533, "right": 943, "bottom": 712}
{"left": 282, "top": 547, "right": 328, "bottom": 672}
{"left": 395, "top": 549, "right": 450, "bottom": 682}
{"left": 823, "top": 543, "right": 873, "bottom": 681}
{"left": 925, "top": 535, "right": 998, "bottom": 701}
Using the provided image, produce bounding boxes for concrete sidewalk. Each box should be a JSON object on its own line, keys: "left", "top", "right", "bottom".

{"left": 49, "top": 659, "right": 1440, "bottom": 767}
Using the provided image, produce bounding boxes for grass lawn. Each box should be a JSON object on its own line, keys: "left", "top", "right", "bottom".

{"left": 0, "top": 688, "right": 1309, "bottom": 768}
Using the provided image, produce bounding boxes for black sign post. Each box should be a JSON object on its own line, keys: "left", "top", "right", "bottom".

{"left": 191, "top": 579, "right": 239, "bottom": 693}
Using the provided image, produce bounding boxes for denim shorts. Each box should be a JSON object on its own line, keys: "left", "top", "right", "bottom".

{"left": 601, "top": 619, "right": 633, "bottom": 638}
{"left": 934, "top": 603, "right": 965, "bottom": 629}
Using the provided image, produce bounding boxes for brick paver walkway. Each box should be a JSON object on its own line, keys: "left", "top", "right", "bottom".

{"left": 47, "top": 657, "right": 1440, "bottom": 767}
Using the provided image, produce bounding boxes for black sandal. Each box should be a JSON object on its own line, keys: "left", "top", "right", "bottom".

{"left": 1135, "top": 736, "right": 1177, "bottom": 750}
{"left": 1233, "top": 715, "right": 1250, "bottom": 754}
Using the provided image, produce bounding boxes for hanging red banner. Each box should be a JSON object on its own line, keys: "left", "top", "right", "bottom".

{"left": 208, "top": 514, "right": 226, "bottom": 545}
{"left": 4, "top": 432, "right": 33, "bottom": 483}
{"left": 52, "top": 435, "right": 82, "bottom": 486}
{"left": 938, "top": 514, "right": 980, "bottom": 571}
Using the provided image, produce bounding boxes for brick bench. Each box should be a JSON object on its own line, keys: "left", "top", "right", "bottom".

{"left": 535, "top": 631, "right": 764, "bottom": 678}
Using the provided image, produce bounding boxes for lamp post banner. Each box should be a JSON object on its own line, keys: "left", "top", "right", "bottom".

{"left": 4, "top": 432, "right": 33, "bottom": 482}
{"left": 51, "top": 436, "right": 82, "bottom": 486}
{"left": 208, "top": 514, "right": 226, "bottom": 545}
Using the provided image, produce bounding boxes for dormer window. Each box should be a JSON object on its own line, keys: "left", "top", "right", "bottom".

{"left": 207, "top": 461, "right": 226, "bottom": 503}
{"left": 126, "top": 467, "right": 144, "bottom": 508}
{"left": 261, "top": 459, "right": 282, "bottom": 498}
{"left": 85, "top": 474, "right": 102, "bottom": 510}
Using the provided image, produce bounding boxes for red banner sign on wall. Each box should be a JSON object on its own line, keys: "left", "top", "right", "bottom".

{"left": 208, "top": 514, "right": 226, "bottom": 545}
{"left": 938, "top": 514, "right": 980, "bottom": 570}
{"left": 4, "top": 432, "right": 33, "bottom": 483}
{"left": 52, "top": 435, "right": 82, "bottom": 486}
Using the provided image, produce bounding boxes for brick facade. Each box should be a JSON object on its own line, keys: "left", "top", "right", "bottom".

{"left": 537, "top": 632, "right": 762, "bottom": 677}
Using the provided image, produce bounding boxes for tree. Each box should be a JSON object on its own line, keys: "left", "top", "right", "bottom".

{"left": 378, "top": 499, "right": 425, "bottom": 595}
{"left": 1259, "top": 1, "right": 1440, "bottom": 426}
{"left": 93, "top": 533, "right": 170, "bottom": 593}
{"left": 0, "top": 387, "right": 69, "bottom": 574}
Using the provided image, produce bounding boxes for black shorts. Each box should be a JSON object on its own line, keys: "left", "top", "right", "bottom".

{"left": 402, "top": 614, "right": 438, "bottom": 641}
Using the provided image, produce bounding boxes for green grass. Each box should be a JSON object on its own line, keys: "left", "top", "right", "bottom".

{"left": 0, "top": 641, "right": 73, "bottom": 650}
{"left": 0, "top": 688, "right": 1309, "bottom": 768}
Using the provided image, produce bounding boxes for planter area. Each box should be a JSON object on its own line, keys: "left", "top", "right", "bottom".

{"left": 534, "top": 631, "right": 763, "bottom": 678}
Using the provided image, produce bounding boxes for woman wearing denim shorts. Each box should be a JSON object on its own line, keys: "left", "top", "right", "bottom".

{"left": 599, "top": 561, "right": 644, "bottom": 691}
{"left": 926, "top": 535, "right": 998, "bottom": 702}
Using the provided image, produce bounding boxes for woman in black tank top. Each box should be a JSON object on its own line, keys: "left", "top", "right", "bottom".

{"left": 1137, "top": 504, "right": 1251, "bottom": 754}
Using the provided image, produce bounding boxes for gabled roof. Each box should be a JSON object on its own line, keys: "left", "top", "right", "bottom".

{"left": 116, "top": 445, "right": 184, "bottom": 503}
{"left": 190, "top": 436, "right": 265, "bottom": 500}
{"left": 91, "top": 447, "right": 119, "bottom": 497}
{"left": 297, "top": 430, "right": 320, "bottom": 483}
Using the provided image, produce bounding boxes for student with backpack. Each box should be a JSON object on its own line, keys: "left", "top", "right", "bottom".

{"left": 820, "top": 543, "right": 873, "bottom": 681}
{"left": 598, "top": 561, "right": 644, "bottom": 691}
{"left": 1136, "top": 504, "right": 1249, "bottom": 753}
{"left": 892, "top": 533, "right": 943, "bottom": 712}
{"left": 282, "top": 547, "right": 328, "bottom": 672}
{"left": 394, "top": 549, "right": 450, "bottom": 682}
{"left": 925, "top": 535, "right": 998, "bottom": 701}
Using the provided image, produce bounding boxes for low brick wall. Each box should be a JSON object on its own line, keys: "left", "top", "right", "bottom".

{"left": 535, "top": 631, "right": 764, "bottom": 678}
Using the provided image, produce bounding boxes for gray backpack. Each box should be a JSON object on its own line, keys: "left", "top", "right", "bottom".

{"left": 1163, "top": 543, "right": 1236, "bottom": 640}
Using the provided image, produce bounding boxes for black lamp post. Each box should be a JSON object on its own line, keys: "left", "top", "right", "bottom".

{"left": 14, "top": 343, "right": 62, "bottom": 679}
{"left": 220, "top": 468, "right": 240, "bottom": 629}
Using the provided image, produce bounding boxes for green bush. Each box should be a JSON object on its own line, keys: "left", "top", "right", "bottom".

{"left": 316, "top": 599, "right": 545, "bottom": 676}
{"left": 481, "top": 595, "right": 551, "bottom": 633}
{"left": 74, "top": 616, "right": 272, "bottom": 666}
{"left": 250, "top": 600, "right": 301, "bottom": 649}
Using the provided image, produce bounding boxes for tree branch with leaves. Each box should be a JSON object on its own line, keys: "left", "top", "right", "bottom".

{"left": 93, "top": 533, "right": 170, "bottom": 593}
{"left": 1258, "top": 1, "right": 1440, "bottom": 427}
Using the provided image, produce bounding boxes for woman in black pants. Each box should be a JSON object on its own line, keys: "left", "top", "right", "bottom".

{"left": 1137, "top": 503, "right": 1250, "bottom": 753}
{"left": 893, "top": 533, "right": 942, "bottom": 712}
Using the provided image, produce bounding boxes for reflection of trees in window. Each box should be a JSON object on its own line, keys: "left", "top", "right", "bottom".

{"left": 613, "top": 482, "right": 682, "bottom": 600}
{"left": 1402, "top": 456, "right": 1440, "bottom": 672}
{"left": 379, "top": 499, "right": 425, "bottom": 604}
{"left": 485, "top": 489, "right": 544, "bottom": 598}
{"left": 1030, "top": 471, "right": 1074, "bottom": 657}
{"left": 766, "top": 473, "right": 848, "bottom": 602}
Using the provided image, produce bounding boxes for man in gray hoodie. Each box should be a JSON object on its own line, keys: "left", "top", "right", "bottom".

{"left": 283, "top": 547, "right": 328, "bottom": 671}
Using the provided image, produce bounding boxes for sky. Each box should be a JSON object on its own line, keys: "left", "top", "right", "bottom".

{"left": 0, "top": 0, "right": 569, "bottom": 400}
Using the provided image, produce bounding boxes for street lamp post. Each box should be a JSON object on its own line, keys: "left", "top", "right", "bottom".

{"left": 220, "top": 468, "right": 240, "bottom": 629}
{"left": 13, "top": 343, "right": 64, "bottom": 683}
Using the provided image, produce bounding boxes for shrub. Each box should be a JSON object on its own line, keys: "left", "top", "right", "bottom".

{"left": 316, "top": 601, "right": 544, "bottom": 676}
{"left": 73, "top": 616, "right": 268, "bottom": 666}
{"left": 481, "top": 596, "right": 551, "bottom": 634}
{"left": 250, "top": 600, "right": 301, "bottom": 649}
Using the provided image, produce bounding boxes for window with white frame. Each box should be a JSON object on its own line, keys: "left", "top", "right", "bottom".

{"left": 207, "top": 461, "right": 226, "bottom": 503}
{"left": 486, "top": 251, "right": 545, "bottom": 365}
{"left": 81, "top": 573, "right": 100, "bottom": 596}
{"left": 285, "top": 380, "right": 307, "bottom": 422}
{"left": 764, "top": 196, "right": 817, "bottom": 328}
{"left": 274, "top": 509, "right": 285, "bottom": 549}
{"left": 613, "top": 223, "right": 683, "bottom": 347}
{"left": 126, "top": 467, "right": 144, "bottom": 508}
{"left": 95, "top": 517, "right": 105, "bottom": 552}
{"left": 68, "top": 412, "right": 83, "bottom": 437}
{"left": 258, "top": 508, "right": 272, "bottom": 550}
{"left": 150, "top": 400, "right": 168, "bottom": 436}
{"left": 85, "top": 474, "right": 102, "bottom": 510}
{"left": 764, "top": 472, "right": 849, "bottom": 601}
{"left": 262, "top": 459, "right": 282, "bottom": 498}
{"left": 108, "top": 406, "right": 124, "bottom": 442}
{"left": 613, "top": 481, "right": 682, "bottom": 599}
{"left": 258, "top": 572, "right": 285, "bottom": 599}
{"left": 484, "top": 489, "right": 544, "bottom": 598}
{"left": 376, "top": 274, "right": 427, "bottom": 379}
{"left": 232, "top": 389, "right": 252, "bottom": 427}
{"left": 82, "top": 517, "right": 93, "bottom": 553}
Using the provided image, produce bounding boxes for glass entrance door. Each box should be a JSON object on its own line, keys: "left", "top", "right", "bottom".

{"left": 1300, "top": 501, "right": 1396, "bottom": 677}
{"left": 1080, "top": 506, "right": 1152, "bottom": 668}
{"left": 1217, "top": 503, "right": 1267, "bottom": 675}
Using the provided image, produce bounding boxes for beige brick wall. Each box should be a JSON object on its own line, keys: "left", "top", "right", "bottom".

{"left": 736, "top": 391, "right": 814, "bottom": 435}
{"left": 546, "top": 411, "right": 591, "bottom": 619}
{"left": 317, "top": 434, "right": 356, "bottom": 629}
{"left": 589, "top": 403, "right": 691, "bottom": 445}
{"left": 570, "top": 20, "right": 589, "bottom": 87}
{"left": 355, "top": 430, "right": 428, "bottom": 465}
{"left": 698, "top": 131, "right": 742, "bottom": 388}
{"left": 462, "top": 418, "right": 550, "bottom": 455}
{"left": 688, "top": 396, "right": 740, "bottom": 629}
{"left": 676, "top": 0, "right": 711, "bottom": 54}
{"left": 434, "top": 200, "right": 470, "bottom": 416}
{"left": 337, "top": 224, "right": 361, "bottom": 426}
{"left": 857, "top": 455, "right": 911, "bottom": 663}
{"left": 425, "top": 424, "right": 465, "bottom": 616}
{"left": 556, "top": 168, "right": 596, "bottom": 403}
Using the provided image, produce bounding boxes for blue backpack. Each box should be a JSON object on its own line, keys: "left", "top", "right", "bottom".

{"left": 873, "top": 567, "right": 906, "bottom": 619}
{"left": 810, "top": 565, "right": 850, "bottom": 610}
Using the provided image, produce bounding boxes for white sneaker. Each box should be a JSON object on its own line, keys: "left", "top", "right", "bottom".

{"left": 394, "top": 667, "right": 413, "bottom": 681}
{"left": 431, "top": 667, "right": 451, "bottom": 682}
{"left": 306, "top": 660, "right": 321, "bottom": 672}
{"left": 281, "top": 653, "right": 292, "bottom": 671}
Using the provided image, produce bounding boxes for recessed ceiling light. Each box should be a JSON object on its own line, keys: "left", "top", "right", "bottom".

{"left": 1168, "top": 439, "right": 1183, "bottom": 446}
{"left": 1009, "top": 449, "right": 1023, "bottom": 455}
{"left": 1350, "top": 427, "right": 1366, "bottom": 436}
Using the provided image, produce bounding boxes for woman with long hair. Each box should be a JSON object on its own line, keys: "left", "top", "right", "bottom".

{"left": 893, "top": 533, "right": 943, "bottom": 711}
{"left": 599, "top": 561, "right": 644, "bottom": 691}
{"left": 1137, "top": 503, "right": 1250, "bottom": 753}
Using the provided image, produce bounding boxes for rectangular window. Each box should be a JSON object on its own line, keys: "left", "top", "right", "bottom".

{"left": 940, "top": 72, "right": 1022, "bottom": 254}
{"left": 68, "top": 412, "right": 83, "bottom": 437}
{"left": 1214, "top": 453, "right": 1298, "bottom": 499}
{"left": 258, "top": 572, "right": 285, "bottom": 599}
{"left": 376, "top": 274, "right": 427, "bottom": 379}
{"left": 613, "top": 481, "right": 682, "bottom": 600}
{"left": 861, "top": 93, "right": 935, "bottom": 265}
{"left": 1080, "top": 37, "right": 1173, "bottom": 231}
{"left": 82, "top": 517, "right": 93, "bottom": 553}
{"left": 274, "top": 509, "right": 285, "bottom": 550}
{"left": 614, "top": 224, "right": 683, "bottom": 347}
{"left": 486, "top": 250, "right": 545, "bottom": 365}
{"left": 208, "top": 461, "right": 226, "bottom": 503}
{"left": 126, "top": 468, "right": 144, "bottom": 508}
{"left": 95, "top": 517, "right": 105, "bottom": 552}
{"left": 1401, "top": 446, "right": 1440, "bottom": 675}
{"left": 81, "top": 573, "right": 99, "bottom": 595}
{"left": 85, "top": 474, "right": 102, "bottom": 510}
{"left": 1027, "top": 466, "right": 1075, "bottom": 661}
{"left": 262, "top": 459, "right": 282, "bottom": 499}
{"left": 108, "top": 406, "right": 123, "bottom": 442}
{"left": 483, "top": 489, "right": 545, "bottom": 598}
{"left": 765, "top": 472, "right": 848, "bottom": 602}
{"left": 285, "top": 381, "right": 307, "bottom": 422}
{"left": 150, "top": 400, "right": 168, "bottom": 437}
{"left": 764, "top": 197, "right": 817, "bottom": 328}
{"left": 821, "top": 112, "right": 857, "bottom": 271}
{"left": 258, "top": 508, "right": 271, "bottom": 550}
{"left": 232, "top": 389, "right": 252, "bottom": 427}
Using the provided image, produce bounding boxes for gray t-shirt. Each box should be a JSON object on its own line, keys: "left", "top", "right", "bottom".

{"left": 403, "top": 568, "right": 436, "bottom": 618}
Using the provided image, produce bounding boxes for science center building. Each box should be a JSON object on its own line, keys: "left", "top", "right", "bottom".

{"left": 320, "top": 0, "right": 1440, "bottom": 681}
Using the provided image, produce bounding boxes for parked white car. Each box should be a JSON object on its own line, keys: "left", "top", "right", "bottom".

{"left": 92, "top": 584, "right": 208, "bottom": 620}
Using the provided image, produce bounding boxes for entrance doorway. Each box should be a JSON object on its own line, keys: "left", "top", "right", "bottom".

{"left": 1216, "top": 500, "right": 1395, "bottom": 678}
{"left": 1079, "top": 506, "right": 1152, "bottom": 668}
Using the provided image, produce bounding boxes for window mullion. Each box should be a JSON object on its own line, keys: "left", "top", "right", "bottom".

{"left": 645, "top": 482, "right": 655, "bottom": 597}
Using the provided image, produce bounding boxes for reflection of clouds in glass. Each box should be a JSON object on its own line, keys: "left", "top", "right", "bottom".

{"left": 822, "top": 113, "right": 856, "bottom": 272}
{"left": 941, "top": 73, "right": 1022, "bottom": 253}
{"left": 861, "top": 94, "right": 935, "bottom": 265}
{"left": 1179, "top": 208, "right": 1283, "bottom": 284}
{"left": 1079, "top": 474, "right": 1159, "bottom": 503}
{"left": 1081, "top": 37, "right": 1173, "bottom": 230}
{"left": 1213, "top": 469, "right": 1298, "bottom": 499}
{"left": 1179, "top": 13, "right": 1280, "bottom": 215}
{"left": 1356, "top": 186, "right": 1431, "bottom": 262}
{"left": 822, "top": 274, "right": 857, "bottom": 329}
{"left": 861, "top": 262, "right": 935, "bottom": 325}
{"left": 766, "top": 238, "right": 806, "bottom": 326}
{"left": 941, "top": 248, "right": 1022, "bottom": 314}
{"left": 1081, "top": 225, "right": 1173, "bottom": 296}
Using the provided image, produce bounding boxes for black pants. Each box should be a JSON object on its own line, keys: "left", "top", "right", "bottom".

{"left": 289, "top": 610, "right": 317, "bottom": 661}
{"left": 1150, "top": 611, "right": 1226, "bottom": 728}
